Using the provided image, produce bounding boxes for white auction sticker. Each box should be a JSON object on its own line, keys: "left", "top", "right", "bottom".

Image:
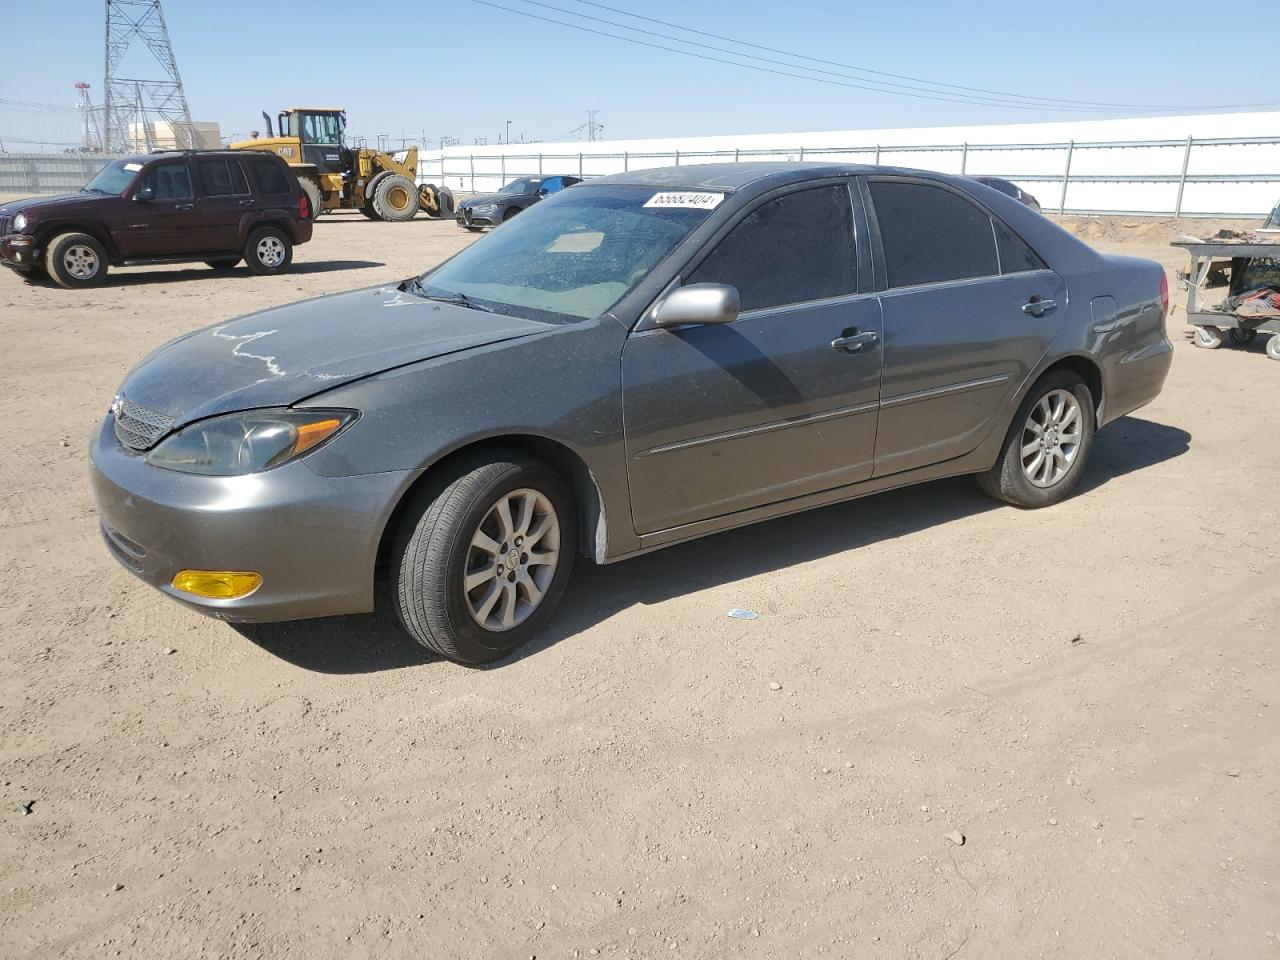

{"left": 124, "top": 162, "right": 143, "bottom": 171}
{"left": 643, "top": 191, "right": 725, "bottom": 210}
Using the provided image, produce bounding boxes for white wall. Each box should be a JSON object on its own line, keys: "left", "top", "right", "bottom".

{"left": 419, "top": 111, "right": 1280, "bottom": 217}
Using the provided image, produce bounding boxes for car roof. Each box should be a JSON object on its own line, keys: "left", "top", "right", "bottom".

{"left": 582, "top": 161, "right": 930, "bottom": 193}
{"left": 129, "top": 149, "right": 285, "bottom": 163}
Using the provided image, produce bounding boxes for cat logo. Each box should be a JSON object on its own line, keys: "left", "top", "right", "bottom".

{"left": 276, "top": 146, "right": 295, "bottom": 159}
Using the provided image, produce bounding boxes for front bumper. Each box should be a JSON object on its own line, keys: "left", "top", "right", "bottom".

{"left": 89, "top": 415, "right": 415, "bottom": 622}
{"left": 0, "top": 233, "right": 38, "bottom": 271}
{"left": 456, "top": 209, "right": 495, "bottom": 228}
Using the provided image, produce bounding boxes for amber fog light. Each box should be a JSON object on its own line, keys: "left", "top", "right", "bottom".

{"left": 171, "top": 570, "right": 262, "bottom": 599}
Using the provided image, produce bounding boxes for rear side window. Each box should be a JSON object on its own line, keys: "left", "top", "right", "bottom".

{"left": 870, "top": 181, "right": 998, "bottom": 288}
{"left": 199, "top": 159, "right": 250, "bottom": 197}
{"left": 248, "top": 158, "right": 290, "bottom": 196}
{"left": 688, "top": 184, "right": 857, "bottom": 312}
{"left": 994, "top": 219, "right": 1047, "bottom": 274}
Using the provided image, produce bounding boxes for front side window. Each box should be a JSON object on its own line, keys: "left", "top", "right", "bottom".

{"left": 300, "top": 113, "right": 341, "bottom": 144}
{"left": 500, "top": 178, "right": 541, "bottom": 195}
{"left": 870, "top": 181, "right": 998, "bottom": 288}
{"left": 687, "top": 184, "right": 857, "bottom": 312}
{"left": 541, "top": 177, "right": 563, "bottom": 193}
{"left": 142, "top": 162, "right": 193, "bottom": 201}
{"left": 419, "top": 184, "right": 717, "bottom": 323}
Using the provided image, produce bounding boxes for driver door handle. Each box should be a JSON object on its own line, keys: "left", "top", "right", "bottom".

{"left": 1022, "top": 297, "right": 1057, "bottom": 317}
{"left": 830, "top": 330, "right": 879, "bottom": 353}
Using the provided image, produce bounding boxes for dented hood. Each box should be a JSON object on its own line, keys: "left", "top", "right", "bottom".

{"left": 117, "top": 283, "right": 550, "bottom": 427}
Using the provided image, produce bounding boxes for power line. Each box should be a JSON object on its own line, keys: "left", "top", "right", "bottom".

{"left": 472, "top": 1, "right": 1120, "bottom": 113}
{"left": 556, "top": 0, "right": 1280, "bottom": 112}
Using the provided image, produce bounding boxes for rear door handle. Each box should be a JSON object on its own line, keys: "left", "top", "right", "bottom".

{"left": 830, "top": 330, "right": 879, "bottom": 353}
{"left": 174, "top": 202, "right": 195, "bottom": 211}
{"left": 1022, "top": 297, "right": 1057, "bottom": 317}
{"left": 238, "top": 199, "right": 256, "bottom": 207}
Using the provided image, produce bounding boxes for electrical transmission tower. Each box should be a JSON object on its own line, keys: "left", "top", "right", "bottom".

{"left": 102, "top": 0, "right": 194, "bottom": 153}
{"left": 74, "top": 83, "right": 102, "bottom": 152}
{"left": 585, "top": 109, "right": 603, "bottom": 142}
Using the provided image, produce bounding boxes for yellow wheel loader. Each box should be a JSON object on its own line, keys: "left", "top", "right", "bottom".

{"left": 229, "top": 108, "right": 453, "bottom": 223}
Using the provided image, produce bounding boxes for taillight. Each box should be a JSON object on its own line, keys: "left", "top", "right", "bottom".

{"left": 1159, "top": 272, "right": 1169, "bottom": 316}
{"left": 299, "top": 193, "right": 310, "bottom": 219}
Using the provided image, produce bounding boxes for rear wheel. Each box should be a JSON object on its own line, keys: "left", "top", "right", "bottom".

{"left": 977, "top": 370, "right": 1095, "bottom": 509}
{"left": 298, "top": 178, "right": 323, "bottom": 222}
{"left": 243, "top": 226, "right": 293, "bottom": 275}
{"left": 502, "top": 206, "right": 521, "bottom": 223}
{"left": 45, "top": 232, "right": 107, "bottom": 289}
{"left": 1193, "top": 325, "right": 1224, "bottom": 349}
{"left": 372, "top": 174, "right": 419, "bottom": 222}
{"left": 391, "top": 453, "right": 576, "bottom": 665}
{"left": 205, "top": 257, "right": 240, "bottom": 270}
{"left": 1228, "top": 326, "right": 1257, "bottom": 347}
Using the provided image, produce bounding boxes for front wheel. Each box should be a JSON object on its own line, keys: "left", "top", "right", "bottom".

{"left": 1193, "top": 325, "right": 1224, "bottom": 349}
{"left": 371, "top": 174, "right": 420, "bottom": 222}
{"left": 977, "top": 371, "right": 1096, "bottom": 509}
{"left": 45, "top": 232, "right": 108, "bottom": 289}
{"left": 1267, "top": 335, "right": 1280, "bottom": 361}
{"left": 391, "top": 453, "right": 576, "bottom": 665}
{"left": 243, "top": 227, "right": 293, "bottom": 275}
{"left": 205, "top": 257, "right": 240, "bottom": 270}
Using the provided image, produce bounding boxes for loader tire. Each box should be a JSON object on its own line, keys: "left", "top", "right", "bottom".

{"left": 372, "top": 174, "right": 419, "bottom": 222}
{"left": 298, "top": 178, "right": 322, "bottom": 222}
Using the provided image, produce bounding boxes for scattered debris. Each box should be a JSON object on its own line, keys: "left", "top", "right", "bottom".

{"left": 164, "top": 647, "right": 176, "bottom": 655}
{"left": 20, "top": 800, "right": 34, "bottom": 816}
{"left": 1227, "top": 768, "right": 1242, "bottom": 778}
{"left": 727, "top": 608, "right": 758, "bottom": 621}
{"left": 1070, "top": 634, "right": 1085, "bottom": 646}
{"left": 112, "top": 883, "right": 124, "bottom": 892}
{"left": 768, "top": 681, "right": 782, "bottom": 692}
{"left": 945, "top": 830, "right": 965, "bottom": 846}
{"left": 1048, "top": 818, "right": 1058, "bottom": 826}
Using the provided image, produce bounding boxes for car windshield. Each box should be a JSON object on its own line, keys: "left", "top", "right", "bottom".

{"left": 417, "top": 184, "right": 720, "bottom": 323}
{"left": 82, "top": 159, "right": 144, "bottom": 195}
{"left": 499, "top": 178, "right": 542, "bottom": 195}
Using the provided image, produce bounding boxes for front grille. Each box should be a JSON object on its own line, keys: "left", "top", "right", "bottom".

{"left": 463, "top": 208, "right": 473, "bottom": 224}
{"left": 113, "top": 395, "right": 174, "bottom": 451}
{"left": 0, "top": 215, "right": 11, "bottom": 236}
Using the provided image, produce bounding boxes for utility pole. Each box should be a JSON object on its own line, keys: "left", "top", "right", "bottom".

{"left": 75, "top": 82, "right": 101, "bottom": 151}
{"left": 504, "top": 119, "right": 512, "bottom": 145}
{"left": 103, "top": 0, "right": 195, "bottom": 152}
{"left": 585, "top": 109, "right": 603, "bottom": 142}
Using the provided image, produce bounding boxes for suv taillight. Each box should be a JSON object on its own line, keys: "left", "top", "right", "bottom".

{"left": 299, "top": 193, "right": 310, "bottom": 220}
{"left": 1159, "top": 272, "right": 1169, "bottom": 316}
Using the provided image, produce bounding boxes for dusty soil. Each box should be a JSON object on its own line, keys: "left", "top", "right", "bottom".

{"left": 1, "top": 207, "right": 1277, "bottom": 960}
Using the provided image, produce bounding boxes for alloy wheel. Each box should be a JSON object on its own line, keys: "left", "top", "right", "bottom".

{"left": 463, "top": 488, "right": 561, "bottom": 631}
{"left": 1020, "top": 389, "right": 1083, "bottom": 488}
{"left": 256, "top": 236, "right": 285, "bottom": 267}
{"left": 63, "top": 244, "right": 99, "bottom": 279}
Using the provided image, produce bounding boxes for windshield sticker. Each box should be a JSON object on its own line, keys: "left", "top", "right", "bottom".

{"left": 124, "top": 162, "right": 143, "bottom": 172}
{"left": 643, "top": 191, "right": 725, "bottom": 210}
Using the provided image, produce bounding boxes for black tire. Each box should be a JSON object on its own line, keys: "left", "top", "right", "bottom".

{"left": 391, "top": 452, "right": 577, "bottom": 665}
{"left": 436, "top": 185, "right": 455, "bottom": 218}
{"left": 359, "top": 204, "right": 380, "bottom": 221}
{"left": 976, "top": 370, "right": 1096, "bottom": 509}
{"left": 44, "top": 231, "right": 108, "bottom": 289}
{"left": 243, "top": 226, "right": 293, "bottom": 275}
{"left": 418, "top": 182, "right": 445, "bottom": 219}
{"left": 502, "top": 205, "right": 521, "bottom": 223}
{"left": 1228, "top": 327, "right": 1257, "bottom": 347}
{"left": 463, "top": 225, "right": 484, "bottom": 233}
{"left": 371, "top": 174, "right": 420, "bottom": 222}
{"left": 205, "top": 257, "right": 240, "bottom": 270}
{"left": 298, "top": 178, "right": 323, "bottom": 222}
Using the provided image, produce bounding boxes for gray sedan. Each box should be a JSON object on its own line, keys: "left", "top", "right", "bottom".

{"left": 91, "top": 162, "right": 1173, "bottom": 664}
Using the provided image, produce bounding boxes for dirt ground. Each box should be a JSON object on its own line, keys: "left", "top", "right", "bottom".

{"left": 1, "top": 206, "right": 1277, "bottom": 960}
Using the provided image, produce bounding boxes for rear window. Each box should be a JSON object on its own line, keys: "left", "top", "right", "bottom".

{"left": 248, "top": 158, "right": 290, "bottom": 196}
{"left": 199, "top": 159, "right": 250, "bottom": 196}
{"left": 870, "top": 181, "right": 999, "bottom": 288}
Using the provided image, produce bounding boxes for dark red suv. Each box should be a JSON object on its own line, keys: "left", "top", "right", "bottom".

{"left": 0, "top": 150, "right": 313, "bottom": 288}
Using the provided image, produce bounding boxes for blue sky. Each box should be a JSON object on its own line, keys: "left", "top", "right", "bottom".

{"left": 3, "top": 0, "right": 1274, "bottom": 149}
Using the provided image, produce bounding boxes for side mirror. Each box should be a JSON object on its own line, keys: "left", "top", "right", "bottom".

{"left": 133, "top": 185, "right": 155, "bottom": 202}
{"left": 536, "top": 187, "right": 550, "bottom": 197}
{"left": 651, "top": 283, "right": 740, "bottom": 328}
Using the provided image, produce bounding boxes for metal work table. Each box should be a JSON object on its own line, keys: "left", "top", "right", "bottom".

{"left": 1170, "top": 238, "right": 1280, "bottom": 359}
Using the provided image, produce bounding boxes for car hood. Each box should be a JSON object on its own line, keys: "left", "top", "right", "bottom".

{"left": 462, "top": 192, "right": 522, "bottom": 207}
{"left": 0, "top": 192, "right": 115, "bottom": 218}
{"left": 117, "top": 283, "right": 552, "bottom": 427}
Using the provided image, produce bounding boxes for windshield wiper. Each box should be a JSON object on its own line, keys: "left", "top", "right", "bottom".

{"left": 408, "top": 278, "right": 500, "bottom": 314}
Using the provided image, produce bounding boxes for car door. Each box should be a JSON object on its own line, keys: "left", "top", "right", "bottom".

{"left": 622, "top": 181, "right": 883, "bottom": 534}
{"left": 118, "top": 160, "right": 206, "bottom": 257}
{"left": 865, "top": 177, "right": 1066, "bottom": 477}
{"left": 196, "top": 158, "right": 254, "bottom": 253}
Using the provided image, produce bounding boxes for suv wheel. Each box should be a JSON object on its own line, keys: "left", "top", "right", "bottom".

{"left": 976, "top": 370, "right": 1096, "bottom": 508}
{"left": 243, "top": 227, "right": 293, "bottom": 275}
{"left": 45, "top": 232, "right": 108, "bottom": 289}
{"left": 205, "top": 257, "right": 240, "bottom": 270}
{"left": 391, "top": 452, "right": 576, "bottom": 665}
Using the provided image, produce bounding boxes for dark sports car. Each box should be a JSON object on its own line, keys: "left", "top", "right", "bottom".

{"left": 456, "top": 175, "right": 582, "bottom": 230}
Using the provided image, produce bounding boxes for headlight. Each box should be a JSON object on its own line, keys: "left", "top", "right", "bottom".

{"left": 12, "top": 213, "right": 28, "bottom": 232}
{"left": 471, "top": 203, "right": 496, "bottom": 214}
{"left": 145, "top": 408, "right": 356, "bottom": 476}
